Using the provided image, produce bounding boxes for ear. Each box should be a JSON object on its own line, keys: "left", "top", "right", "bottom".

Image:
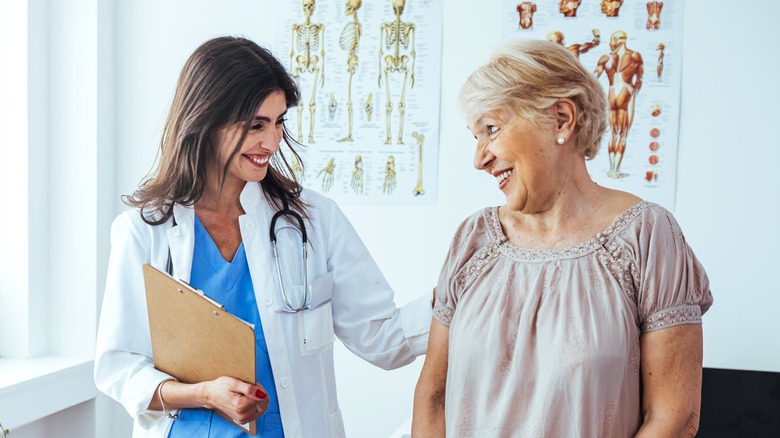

{"left": 532, "top": 4, "right": 537, "bottom": 12}
{"left": 552, "top": 98, "right": 576, "bottom": 140}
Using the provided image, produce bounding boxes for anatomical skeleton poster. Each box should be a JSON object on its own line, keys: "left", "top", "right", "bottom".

{"left": 502, "top": 0, "right": 681, "bottom": 211}
{"left": 274, "top": 0, "right": 443, "bottom": 206}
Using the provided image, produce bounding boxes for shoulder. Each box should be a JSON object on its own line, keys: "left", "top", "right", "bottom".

{"left": 299, "top": 188, "right": 339, "bottom": 218}
{"left": 110, "top": 208, "right": 169, "bottom": 244}
{"left": 447, "top": 207, "right": 497, "bottom": 253}
{"left": 609, "top": 201, "right": 686, "bottom": 250}
{"left": 297, "top": 189, "right": 350, "bottom": 231}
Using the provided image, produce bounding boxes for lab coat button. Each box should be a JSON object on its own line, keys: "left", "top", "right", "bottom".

{"left": 264, "top": 296, "right": 273, "bottom": 306}
{"left": 280, "top": 378, "right": 290, "bottom": 388}
{"left": 246, "top": 221, "right": 256, "bottom": 230}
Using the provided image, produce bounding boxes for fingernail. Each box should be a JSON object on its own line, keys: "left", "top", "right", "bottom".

{"left": 256, "top": 389, "right": 266, "bottom": 399}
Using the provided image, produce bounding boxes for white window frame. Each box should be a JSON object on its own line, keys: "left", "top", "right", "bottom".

{"left": 0, "top": 0, "right": 115, "bottom": 433}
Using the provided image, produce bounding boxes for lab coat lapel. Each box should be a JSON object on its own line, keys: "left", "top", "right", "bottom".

{"left": 167, "top": 203, "right": 195, "bottom": 282}
{"left": 239, "top": 182, "right": 277, "bottom": 302}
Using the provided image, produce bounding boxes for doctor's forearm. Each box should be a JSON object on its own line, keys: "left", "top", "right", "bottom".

{"left": 149, "top": 379, "right": 210, "bottom": 411}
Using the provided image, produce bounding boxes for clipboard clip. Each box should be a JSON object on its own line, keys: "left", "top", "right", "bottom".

{"left": 177, "top": 279, "right": 226, "bottom": 310}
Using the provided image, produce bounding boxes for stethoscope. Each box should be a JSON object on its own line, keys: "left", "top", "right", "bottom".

{"left": 269, "top": 208, "right": 310, "bottom": 312}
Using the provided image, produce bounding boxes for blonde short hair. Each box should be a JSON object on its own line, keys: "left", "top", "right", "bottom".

{"left": 460, "top": 39, "right": 607, "bottom": 160}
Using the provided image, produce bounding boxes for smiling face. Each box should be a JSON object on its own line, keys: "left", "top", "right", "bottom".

{"left": 469, "top": 110, "right": 561, "bottom": 213}
{"left": 212, "top": 90, "right": 288, "bottom": 192}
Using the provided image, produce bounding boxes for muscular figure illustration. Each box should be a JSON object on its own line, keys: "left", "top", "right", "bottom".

{"left": 594, "top": 31, "right": 644, "bottom": 179}
{"left": 516, "top": 2, "right": 537, "bottom": 30}
{"left": 411, "top": 131, "right": 425, "bottom": 196}
{"left": 600, "top": 0, "right": 623, "bottom": 17}
{"left": 383, "top": 155, "right": 396, "bottom": 194}
{"left": 351, "top": 155, "right": 364, "bottom": 194}
{"left": 656, "top": 43, "right": 665, "bottom": 81}
{"left": 290, "top": 0, "right": 325, "bottom": 143}
{"left": 379, "top": 0, "right": 416, "bottom": 145}
{"left": 647, "top": 2, "right": 663, "bottom": 30}
{"left": 546, "top": 29, "right": 600, "bottom": 59}
{"left": 558, "top": 0, "right": 581, "bottom": 17}
{"left": 338, "top": 0, "right": 362, "bottom": 142}
{"left": 317, "top": 157, "right": 335, "bottom": 192}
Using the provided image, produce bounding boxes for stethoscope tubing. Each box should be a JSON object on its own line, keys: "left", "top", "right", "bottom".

{"left": 270, "top": 209, "right": 310, "bottom": 312}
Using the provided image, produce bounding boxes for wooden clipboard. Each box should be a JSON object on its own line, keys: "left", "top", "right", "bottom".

{"left": 143, "top": 263, "right": 257, "bottom": 436}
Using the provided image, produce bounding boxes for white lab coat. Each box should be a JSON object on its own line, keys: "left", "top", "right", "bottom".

{"left": 94, "top": 182, "right": 432, "bottom": 438}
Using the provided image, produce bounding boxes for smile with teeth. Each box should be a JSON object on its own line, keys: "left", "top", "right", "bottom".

{"left": 245, "top": 154, "right": 270, "bottom": 167}
{"left": 496, "top": 169, "right": 513, "bottom": 185}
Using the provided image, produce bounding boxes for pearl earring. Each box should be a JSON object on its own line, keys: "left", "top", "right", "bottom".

{"left": 556, "top": 137, "right": 565, "bottom": 144}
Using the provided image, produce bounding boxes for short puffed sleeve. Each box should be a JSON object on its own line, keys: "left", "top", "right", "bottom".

{"left": 433, "top": 211, "right": 489, "bottom": 326}
{"left": 634, "top": 204, "right": 713, "bottom": 333}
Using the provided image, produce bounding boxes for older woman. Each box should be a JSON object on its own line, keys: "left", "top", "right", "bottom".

{"left": 413, "top": 40, "right": 712, "bottom": 437}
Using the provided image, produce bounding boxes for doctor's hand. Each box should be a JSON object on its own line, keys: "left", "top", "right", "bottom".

{"left": 202, "top": 376, "right": 270, "bottom": 424}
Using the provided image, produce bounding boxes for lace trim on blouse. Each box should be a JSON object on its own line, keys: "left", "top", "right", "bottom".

{"left": 433, "top": 301, "right": 455, "bottom": 326}
{"left": 483, "top": 201, "right": 649, "bottom": 262}
{"left": 642, "top": 303, "right": 702, "bottom": 332}
{"left": 451, "top": 202, "right": 649, "bottom": 295}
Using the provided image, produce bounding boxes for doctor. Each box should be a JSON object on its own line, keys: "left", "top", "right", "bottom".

{"left": 94, "top": 36, "right": 431, "bottom": 438}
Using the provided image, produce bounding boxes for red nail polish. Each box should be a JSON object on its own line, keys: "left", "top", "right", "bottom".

{"left": 256, "top": 389, "right": 266, "bottom": 399}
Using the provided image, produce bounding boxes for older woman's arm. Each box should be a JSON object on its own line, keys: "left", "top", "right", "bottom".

{"left": 636, "top": 324, "right": 703, "bottom": 438}
{"left": 412, "top": 319, "right": 449, "bottom": 437}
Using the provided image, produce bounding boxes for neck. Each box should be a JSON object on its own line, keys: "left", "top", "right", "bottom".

{"left": 501, "top": 158, "right": 605, "bottom": 246}
{"left": 197, "top": 176, "right": 246, "bottom": 217}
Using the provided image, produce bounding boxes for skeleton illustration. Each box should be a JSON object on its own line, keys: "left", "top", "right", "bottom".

{"left": 317, "top": 157, "right": 335, "bottom": 192}
{"left": 291, "top": 154, "right": 305, "bottom": 182}
{"left": 328, "top": 92, "right": 337, "bottom": 121}
{"left": 351, "top": 154, "right": 364, "bottom": 194}
{"left": 338, "top": 0, "right": 363, "bottom": 142}
{"left": 379, "top": 0, "right": 416, "bottom": 145}
{"left": 383, "top": 155, "right": 396, "bottom": 194}
{"left": 411, "top": 131, "right": 425, "bottom": 196}
{"left": 365, "top": 93, "right": 374, "bottom": 122}
{"left": 656, "top": 43, "right": 665, "bottom": 81}
{"left": 290, "top": 0, "right": 325, "bottom": 143}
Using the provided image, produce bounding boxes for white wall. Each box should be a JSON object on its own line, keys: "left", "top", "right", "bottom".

{"left": 675, "top": 2, "right": 780, "bottom": 372}
{"left": 108, "top": 0, "right": 780, "bottom": 436}
{"left": 12, "top": 0, "right": 771, "bottom": 437}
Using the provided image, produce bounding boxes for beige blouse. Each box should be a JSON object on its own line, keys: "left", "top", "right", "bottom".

{"left": 434, "top": 201, "right": 713, "bottom": 437}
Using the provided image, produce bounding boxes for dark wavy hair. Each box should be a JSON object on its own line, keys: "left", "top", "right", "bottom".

{"left": 123, "top": 36, "right": 307, "bottom": 225}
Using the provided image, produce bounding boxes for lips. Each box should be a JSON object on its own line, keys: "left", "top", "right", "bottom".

{"left": 495, "top": 169, "right": 513, "bottom": 189}
{"left": 244, "top": 154, "right": 270, "bottom": 168}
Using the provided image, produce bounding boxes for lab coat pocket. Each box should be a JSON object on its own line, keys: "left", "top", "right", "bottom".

{"left": 298, "top": 272, "right": 335, "bottom": 355}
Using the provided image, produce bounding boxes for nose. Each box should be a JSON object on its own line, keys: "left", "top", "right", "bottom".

{"left": 264, "top": 125, "right": 283, "bottom": 153}
{"left": 473, "top": 140, "right": 494, "bottom": 171}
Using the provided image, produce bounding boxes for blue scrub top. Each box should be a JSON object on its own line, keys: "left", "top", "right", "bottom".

{"left": 168, "top": 215, "right": 284, "bottom": 438}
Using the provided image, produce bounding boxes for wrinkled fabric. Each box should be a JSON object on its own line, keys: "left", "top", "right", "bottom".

{"left": 434, "top": 201, "right": 713, "bottom": 437}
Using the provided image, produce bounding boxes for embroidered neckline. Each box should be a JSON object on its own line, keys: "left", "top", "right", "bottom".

{"left": 483, "top": 201, "right": 650, "bottom": 262}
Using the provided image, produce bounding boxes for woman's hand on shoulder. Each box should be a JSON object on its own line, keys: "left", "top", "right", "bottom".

{"left": 201, "top": 376, "right": 270, "bottom": 424}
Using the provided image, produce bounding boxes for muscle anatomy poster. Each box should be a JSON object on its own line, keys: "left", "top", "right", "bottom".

{"left": 502, "top": 0, "right": 682, "bottom": 210}
{"left": 274, "top": 0, "right": 443, "bottom": 206}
